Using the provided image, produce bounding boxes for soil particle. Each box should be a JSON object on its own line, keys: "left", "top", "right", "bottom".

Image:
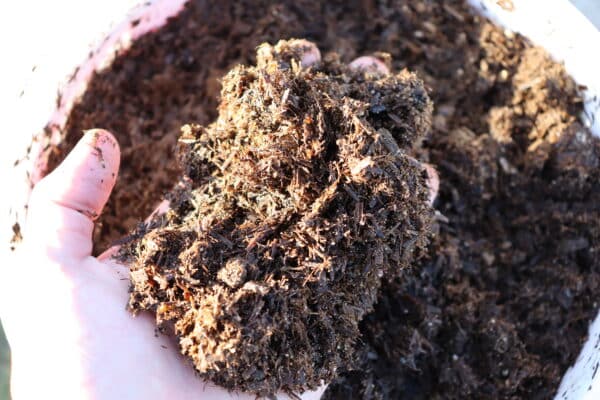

{"left": 43, "top": 1, "right": 600, "bottom": 399}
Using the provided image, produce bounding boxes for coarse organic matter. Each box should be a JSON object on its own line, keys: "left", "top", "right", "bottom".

{"left": 121, "top": 40, "right": 434, "bottom": 395}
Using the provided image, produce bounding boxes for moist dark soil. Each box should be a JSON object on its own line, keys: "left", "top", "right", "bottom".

{"left": 121, "top": 40, "right": 434, "bottom": 395}
{"left": 43, "top": 1, "right": 600, "bottom": 399}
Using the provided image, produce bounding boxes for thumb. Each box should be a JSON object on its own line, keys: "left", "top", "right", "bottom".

{"left": 26, "top": 129, "right": 120, "bottom": 261}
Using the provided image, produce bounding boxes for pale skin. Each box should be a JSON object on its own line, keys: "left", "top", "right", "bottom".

{"left": 1, "top": 42, "right": 438, "bottom": 399}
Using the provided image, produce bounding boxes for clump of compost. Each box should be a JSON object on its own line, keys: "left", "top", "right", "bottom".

{"left": 122, "top": 40, "right": 434, "bottom": 395}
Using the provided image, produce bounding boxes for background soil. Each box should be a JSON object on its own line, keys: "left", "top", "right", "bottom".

{"left": 44, "top": 0, "right": 600, "bottom": 399}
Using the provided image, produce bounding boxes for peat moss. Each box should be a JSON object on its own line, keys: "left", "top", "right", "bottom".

{"left": 121, "top": 40, "right": 434, "bottom": 395}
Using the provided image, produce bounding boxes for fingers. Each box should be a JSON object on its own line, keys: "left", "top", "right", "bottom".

{"left": 287, "top": 39, "right": 321, "bottom": 67}
{"left": 298, "top": 386, "right": 328, "bottom": 400}
{"left": 348, "top": 54, "right": 439, "bottom": 205}
{"left": 290, "top": 39, "right": 389, "bottom": 74}
{"left": 349, "top": 55, "right": 390, "bottom": 74}
{"left": 293, "top": 40, "right": 388, "bottom": 75}
{"left": 149, "top": 199, "right": 170, "bottom": 219}
{"left": 423, "top": 163, "right": 439, "bottom": 205}
{"left": 26, "top": 129, "right": 120, "bottom": 261}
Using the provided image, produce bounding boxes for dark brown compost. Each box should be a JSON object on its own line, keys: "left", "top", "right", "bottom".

{"left": 121, "top": 40, "right": 434, "bottom": 395}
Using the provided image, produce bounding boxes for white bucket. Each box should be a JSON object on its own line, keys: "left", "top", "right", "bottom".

{"left": 3, "top": 1, "right": 600, "bottom": 398}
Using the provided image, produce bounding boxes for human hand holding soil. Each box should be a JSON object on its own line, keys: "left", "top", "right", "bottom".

{"left": 2, "top": 41, "right": 438, "bottom": 399}
{"left": 2, "top": 128, "right": 325, "bottom": 400}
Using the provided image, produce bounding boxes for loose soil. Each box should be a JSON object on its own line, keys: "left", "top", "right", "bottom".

{"left": 43, "top": 1, "right": 600, "bottom": 399}
{"left": 122, "top": 40, "right": 434, "bottom": 395}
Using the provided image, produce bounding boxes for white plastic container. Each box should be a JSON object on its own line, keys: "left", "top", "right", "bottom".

{"left": 4, "top": 1, "right": 600, "bottom": 398}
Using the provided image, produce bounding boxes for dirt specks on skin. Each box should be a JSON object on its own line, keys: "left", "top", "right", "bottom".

{"left": 10, "top": 223, "right": 23, "bottom": 250}
{"left": 121, "top": 40, "right": 434, "bottom": 396}
{"left": 91, "top": 146, "right": 104, "bottom": 163}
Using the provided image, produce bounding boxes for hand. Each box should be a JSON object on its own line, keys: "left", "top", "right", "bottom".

{"left": 1, "top": 129, "right": 324, "bottom": 399}
{"left": 1, "top": 42, "right": 437, "bottom": 400}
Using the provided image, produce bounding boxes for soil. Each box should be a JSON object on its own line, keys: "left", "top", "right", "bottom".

{"left": 42, "top": 0, "right": 600, "bottom": 399}
{"left": 121, "top": 40, "right": 434, "bottom": 395}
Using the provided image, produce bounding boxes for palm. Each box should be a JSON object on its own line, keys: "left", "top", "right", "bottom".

{"left": 11, "top": 251, "right": 231, "bottom": 398}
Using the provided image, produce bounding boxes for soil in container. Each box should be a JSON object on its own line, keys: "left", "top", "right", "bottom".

{"left": 42, "top": 1, "right": 600, "bottom": 399}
